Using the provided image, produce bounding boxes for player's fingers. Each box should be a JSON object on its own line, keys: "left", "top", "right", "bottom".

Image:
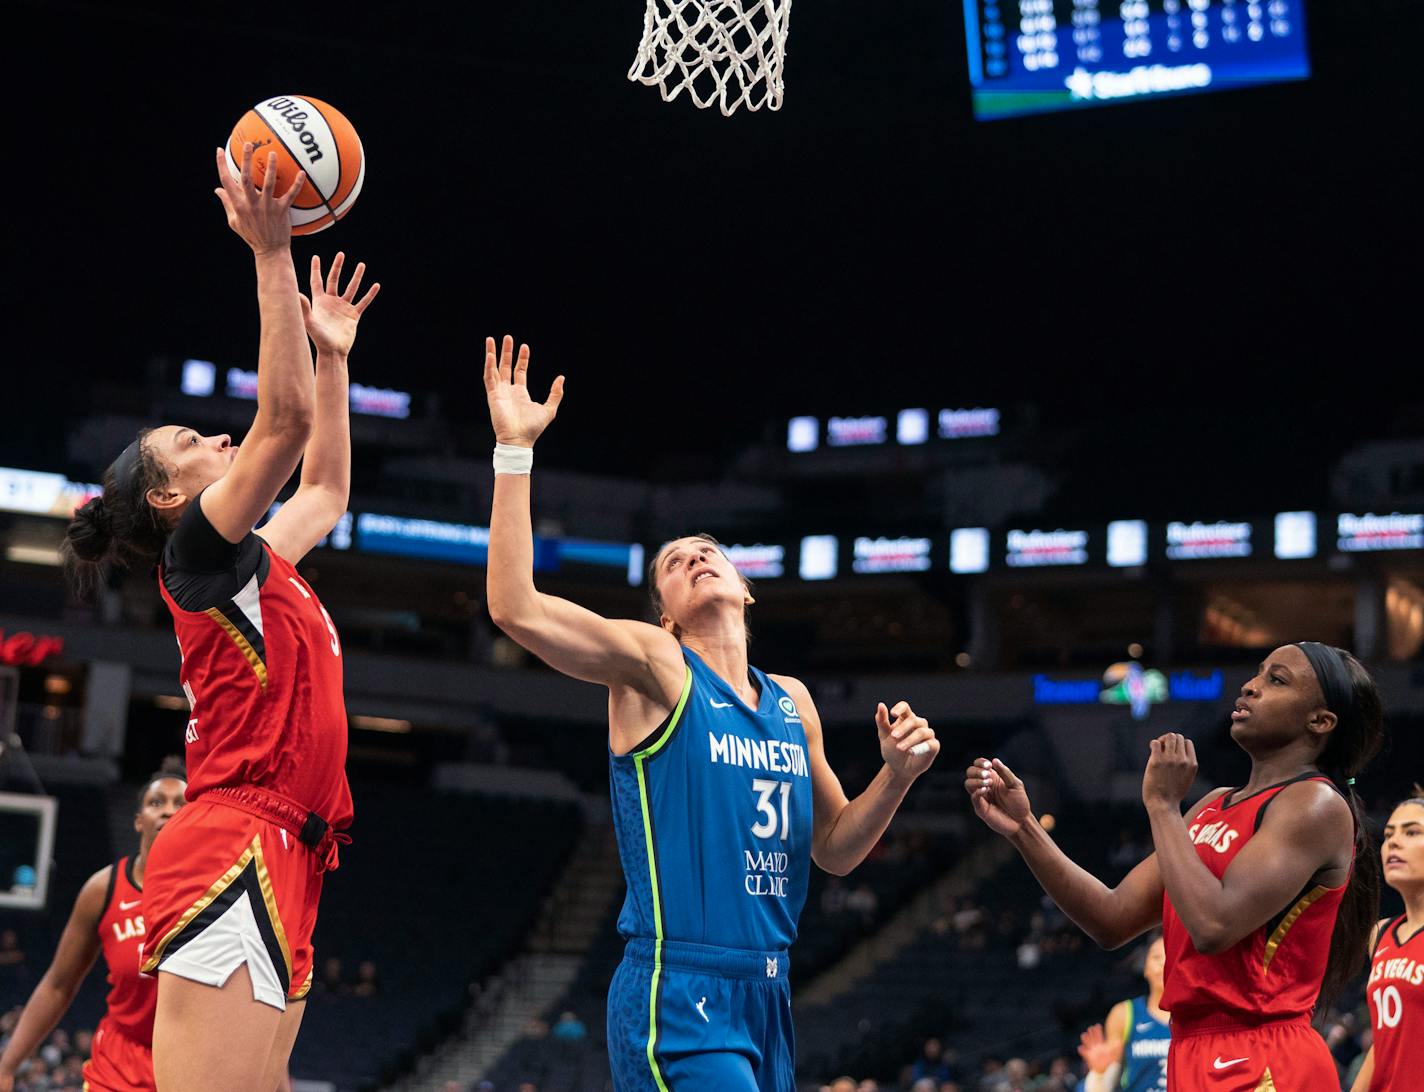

{"left": 278, "top": 169, "right": 307, "bottom": 210}
{"left": 327, "top": 251, "right": 346, "bottom": 295}
{"left": 260, "top": 151, "right": 280, "bottom": 198}
{"left": 483, "top": 341, "right": 499, "bottom": 393}
{"left": 990, "top": 758, "right": 1021, "bottom": 788}
{"left": 908, "top": 735, "right": 938, "bottom": 758}
{"left": 543, "top": 375, "right": 565, "bottom": 416}
{"left": 353, "top": 282, "right": 380, "bottom": 315}
{"left": 896, "top": 725, "right": 933, "bottom": 752}
{"left": 513, "top": 344, "right": 531, "bottom": 386}
{"left": 892, "top": 715, "right": 926, "bottom": 741}
{"left": 874, "top": 702, "right": 891, "bottom": 736}
{"left": 889, "top": 700, "right": 911, "bottom": 721}
{"left": 299, "top": 294, "right": 312, "bottom": 323}
{"left": 499, "top": 335, "right": 515, "bottom": 383}
{"left": 343, "top": 261, "right": 367, "bottom": 302}
{"left": 239, "top": 141, "right": 254, "bottom": 189}
{"left": 1185, "top": 738, "right": 1197, "bottom": 765}
{"left": 215, "top": 147, "right": 238, "bottom": 191}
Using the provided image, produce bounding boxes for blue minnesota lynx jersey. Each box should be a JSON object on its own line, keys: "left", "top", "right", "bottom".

{"left": 610, "top": 647, "right": 813, "bottom": 953}
{"left": 1120, "top": 996, "right": 1169, "bottom": 1092}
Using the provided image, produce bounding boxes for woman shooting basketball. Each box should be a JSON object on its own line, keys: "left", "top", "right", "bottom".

{"left": 1349, "top": 785, "right": 1424, "bottom": 1091}
{"left": 967, "top": 643, "right": 1382, "bottom": 1092}
{"left": 61, "top": 143, "right": 378, "bottom": 1092}
{"left": 484, "top": 337, "right": 940, "bottom": 1091}
{"left": 0, "top": 765, "right": 186, "bottom": 1092}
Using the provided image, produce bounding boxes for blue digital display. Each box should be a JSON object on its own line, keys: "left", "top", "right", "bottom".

{"left": 963, "top": 0, "right": 1310, "bottom": 120}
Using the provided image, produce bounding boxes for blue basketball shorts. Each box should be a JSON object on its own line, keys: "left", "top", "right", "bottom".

{"left": 607, "top": 938, "right": 794, "bottom": 1092}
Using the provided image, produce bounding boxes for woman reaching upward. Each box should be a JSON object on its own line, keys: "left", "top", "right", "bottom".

{"left": 484, "top": 337, "right": 940, "bottom": 1091}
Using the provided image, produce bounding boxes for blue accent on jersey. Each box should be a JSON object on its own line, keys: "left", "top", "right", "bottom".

{"left": 609, "top": 647, "right": 814, "bottom": 953}
{"left": 607, "top": 940, "right": 794, "bottom": 1092}
{"left": 1121, "top": 996, "right": 1170, "bottom": 1092}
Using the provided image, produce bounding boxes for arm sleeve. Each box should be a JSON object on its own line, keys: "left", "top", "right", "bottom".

{"left": 161, "top": 493, "right": 265, "bottom": 611}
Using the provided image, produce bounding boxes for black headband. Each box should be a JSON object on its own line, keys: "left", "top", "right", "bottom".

{"left": 1295, "top": 641, "right": 1353, "bottom": 720}
{"left": 111, "top": 437, "right": 145, "bottom": 495}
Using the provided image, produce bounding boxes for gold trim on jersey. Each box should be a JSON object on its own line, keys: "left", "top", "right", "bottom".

{"left": 1254, "top": 1068, "right": 1276, "bottom": 1091}
{"left": 1262, "top": 885, "right": 1329, "bottom": 973}
{"left": 138, "top": 835, "right": 292, "bottom": 986}
{"left": 250, "top": 834, "right": 294, "bottom": 982}
{"left": 291, "top": 964, "right": 315, "bottom": 1002}
{"left": 205, "top": 606, "right": 268, "bottom": 691}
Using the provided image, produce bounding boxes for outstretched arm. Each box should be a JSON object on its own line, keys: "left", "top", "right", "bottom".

{"left": 257, "top": 253, "right": 379, "bottom": 564}
{"left": 966, "top": 758, "right": 1177, "bottom": 949}
{"left": 483, "top": 337, "right": 684, "bottom": 702}
{"left": 0, "top": 870, "right": 107, "bottom": 1088}
{"left": 789, "top": 677, "right": 939, "bottom": 876}
{"left": 1142, "top": 733, "right": 1353, "bottom": 954}
{"left": 200, "top": 143, "right": 316, "bottom": 543}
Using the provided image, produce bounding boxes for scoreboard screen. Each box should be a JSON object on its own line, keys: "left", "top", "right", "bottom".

{"left": 962, "top": 0, "right": 1310, "bottom": 120}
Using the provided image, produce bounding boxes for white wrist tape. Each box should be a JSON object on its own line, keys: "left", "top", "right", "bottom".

{"left": 493, "top": 443, "right": 534, "bottom": 475}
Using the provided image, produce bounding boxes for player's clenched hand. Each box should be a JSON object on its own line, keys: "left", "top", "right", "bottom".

{"left": 213, "top": 142, "right": 304, "bottom": 253}
{"left": 876, "top": 701, "right": 938, "bottom": 780}
{"left": 965, "top": 757, "right": 1034, "bottom": 838}
{"left": 1142, "top": 733, "right": 1197, "bottom": 811}
{"left": 1077, "top": 1023, "right": 1115, "bottom": 1074}
{"left": 483, "top": 335, "right": 565, "bottom": 448}
{"left": 301, "top": 252, "right": 380, "bottom": 357}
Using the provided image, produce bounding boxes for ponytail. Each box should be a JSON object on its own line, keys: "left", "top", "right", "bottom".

{"left": 1314, "top": 647, "right": 1385, "bottom": 1009}
{"left": 61, "top": 429, "right": 170, "bottom": 599}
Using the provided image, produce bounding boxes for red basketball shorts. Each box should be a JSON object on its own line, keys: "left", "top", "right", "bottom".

{"left": 139, "top": 792, "right": 327, "bottom": 1010}
{"left": 82, "top": 1018, "right": 153, "bottom": 1092}
{"left": 1168, "top": 1016, "right": 1338, "bottom": 1092}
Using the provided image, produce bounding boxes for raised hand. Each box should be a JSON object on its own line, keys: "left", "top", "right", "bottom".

{"left": 213, "top": 142, "right": 305, "bottom": 253}
{"left": 300, "top": 253, "right": 380, "bottom": 356}
{"left": 483, "top": 335, "right": 565, "bottom": 448}
{"left": 876, "top": 702, "right": 939, "bottom": 781}
{"left": 1142, "top": 733, "right": 1198, "bottom": 811}
{"left": 965, "top": 757, "right": 1034, "bottom": 838}
{"left": 1077, "top": 1023, "right": 1116, "bottom": 1073}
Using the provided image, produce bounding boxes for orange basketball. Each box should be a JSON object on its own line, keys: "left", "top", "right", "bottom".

{"left": 226, "top": 95, "right": 365, "bottom": 235}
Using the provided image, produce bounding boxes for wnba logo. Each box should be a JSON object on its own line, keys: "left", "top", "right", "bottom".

{"left": 778, "top": 696, "right": 800, "bottom": 721}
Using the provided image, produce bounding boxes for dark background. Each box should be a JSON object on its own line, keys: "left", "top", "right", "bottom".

{"left": 4, "top": 0, "right": 1420, "bottom": 508}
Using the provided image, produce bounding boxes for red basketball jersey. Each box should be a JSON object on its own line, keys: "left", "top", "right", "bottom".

{"left": 158, "top": 541, "right": 353, "bottom": 830}
{"left": 96, "top": 857, "right": 156, "bottom": 1042}
{"left": 1160, "top": 774, "right": 1348, "bottom": 1025}
{"left": 1366, "top": 915, "right": 1424, "bottom": 1090}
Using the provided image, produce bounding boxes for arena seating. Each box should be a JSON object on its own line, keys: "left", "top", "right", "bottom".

{"left": 289, "top": 785, "right": 581, "bottom": 1090}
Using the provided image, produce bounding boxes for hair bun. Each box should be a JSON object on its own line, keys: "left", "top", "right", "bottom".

{"left": 64, "top": 495, "right": 114, "bottom": 561}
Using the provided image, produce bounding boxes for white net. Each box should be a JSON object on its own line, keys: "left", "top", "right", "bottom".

{"left": 628, "top": 0, "right": 793, "bottom": 116}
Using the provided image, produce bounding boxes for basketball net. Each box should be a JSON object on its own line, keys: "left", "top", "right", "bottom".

{"left": 628, "top": 0, "right": 793, "bottom": 116}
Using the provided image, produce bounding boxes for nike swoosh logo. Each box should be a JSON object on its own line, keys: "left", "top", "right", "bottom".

{"left": 1136, "top": 1022, "right": 1154, "bottom": 1032}
{"left": 709, "top": 700, "right": 733, "bottom": 709}
{"left": 1212, "top": 1057, "right": 1249, "bottom": 1070}
{"left": 119, "top": 900, "right": 141, "bottom": 911}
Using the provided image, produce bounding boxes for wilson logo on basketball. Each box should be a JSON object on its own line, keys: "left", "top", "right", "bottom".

{"left": 265, "top": 98, "right": 325, "bottom": 163}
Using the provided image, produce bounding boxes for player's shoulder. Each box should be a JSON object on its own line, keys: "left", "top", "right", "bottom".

{"left": 76, "top": 863, "right": 116, "bottom": 918}
{"left": 1270, "top": 776, "right": 1353, "bottom": 822}
{"left": 767, "top": 672, "right": 813, "bottom": 706}
{"left": 1369, "top": 915, "right": 1396, "bottom": 953}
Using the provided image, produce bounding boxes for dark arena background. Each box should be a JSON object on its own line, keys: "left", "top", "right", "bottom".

{"left": 3, "top": 1, "right": 1422, "bottom": 1089}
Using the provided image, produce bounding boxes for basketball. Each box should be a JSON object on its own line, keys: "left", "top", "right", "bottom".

{"left": 225, "top": 95, "right": 364, "bottom": 235}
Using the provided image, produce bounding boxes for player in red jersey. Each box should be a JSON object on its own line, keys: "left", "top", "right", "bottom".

{"left": 966, "top": 642, "right": 1384, "bottom": 1091}
{"left": 61, "top": 143, "right": 378, "bottom": 1092}
{"left": 1349, "top": 785, "right": 1424, "bottom": 1092}
{"left": 0, "top": 764, "right": 186, "bottom": 1092}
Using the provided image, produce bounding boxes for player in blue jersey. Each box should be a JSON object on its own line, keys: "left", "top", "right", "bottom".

{"left": 1077, "top": 934, "right": 1170, "bottom": 1092}
{"left": 482, "top": 336, "right": 941, "bottom": 1092}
